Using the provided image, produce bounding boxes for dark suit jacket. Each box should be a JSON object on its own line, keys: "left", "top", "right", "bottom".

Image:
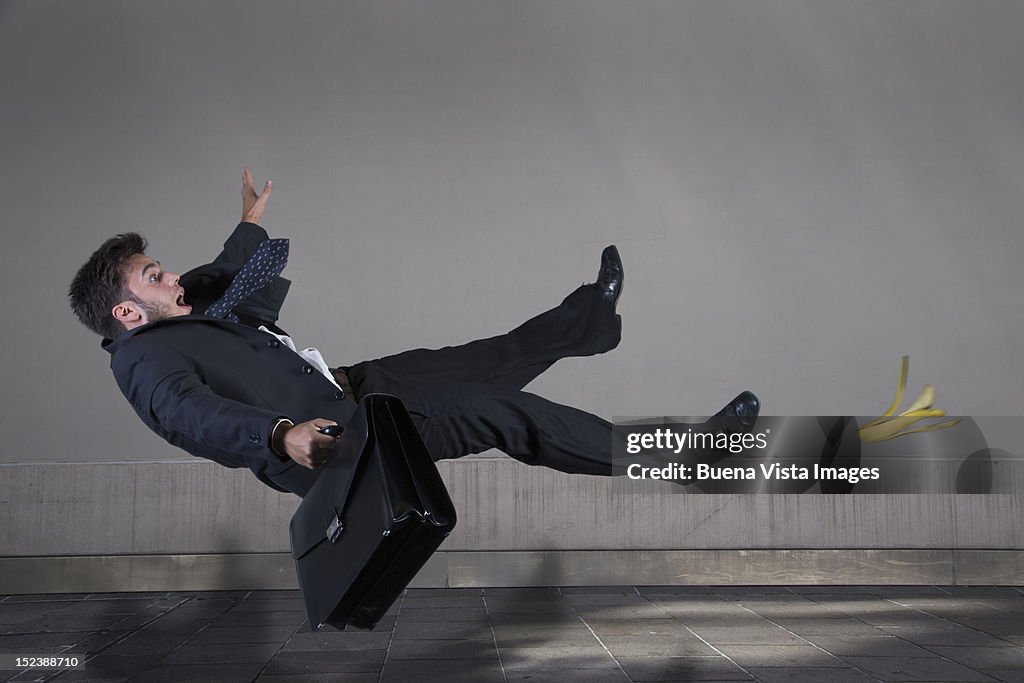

{"left": 102, "top": 223, "right": 354, "bottom": 496}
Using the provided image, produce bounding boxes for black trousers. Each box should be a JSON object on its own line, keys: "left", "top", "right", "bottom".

{"left": 345, "top": 284, "right": 624, "bottom": 476}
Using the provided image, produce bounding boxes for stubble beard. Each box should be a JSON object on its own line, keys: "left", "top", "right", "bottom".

{"left": 131, "top": 296, "right": 174, "bottom": 324}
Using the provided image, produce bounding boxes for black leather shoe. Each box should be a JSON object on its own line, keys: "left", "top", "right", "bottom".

{"left": 714, "top": 390, "right": 760, "bottom": 430}
{"left": 596, "top": 245, "right": 624, "bottom": 309}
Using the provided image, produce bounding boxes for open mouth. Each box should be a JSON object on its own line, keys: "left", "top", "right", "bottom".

{"left": 176, "top": 292, "right": 188, "bottom": 307}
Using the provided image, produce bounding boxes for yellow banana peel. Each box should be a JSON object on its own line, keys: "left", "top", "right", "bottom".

{"left": 901, "top": 384, "right": 936, "bottom": 415}
{"left": 858, "top": 356, "right": 960, "bottom": 442}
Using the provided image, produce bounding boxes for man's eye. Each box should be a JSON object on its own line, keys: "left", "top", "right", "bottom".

{"left": 150, "top": 274, "right": 159, "bottom": 283}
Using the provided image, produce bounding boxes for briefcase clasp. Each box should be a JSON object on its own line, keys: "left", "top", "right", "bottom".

{"left": 326, "top": 514, "right": 344, "bottom": 543}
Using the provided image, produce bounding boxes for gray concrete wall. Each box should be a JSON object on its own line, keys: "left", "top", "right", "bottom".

{"left": 3, "top": 460, "right": 1023, "bottom": 590}
{"left": 4, "top": 460, "right": 1024, "bottom": 555}
{"left": 3, "top": 1, "right": 1023, "bottom": 465}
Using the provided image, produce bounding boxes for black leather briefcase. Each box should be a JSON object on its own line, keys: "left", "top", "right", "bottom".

{"left": 289, "top": 394, "right": 457, "bottom": 631}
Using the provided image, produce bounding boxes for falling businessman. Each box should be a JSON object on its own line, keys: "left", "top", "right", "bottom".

{"left": 69, "top": 169, "right": 760, "bottom": 497}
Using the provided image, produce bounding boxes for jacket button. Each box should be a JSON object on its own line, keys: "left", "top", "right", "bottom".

{"left": 302, "top": 365, "right": 314, "bottom": 375}
{"left": 335, "top": 390, "right": 346, "bottom": 400}
{"left": 249, "top": 433, "right": 261, "bottom": 444}
{"left": 267, "top": 340, "right": 280, "bottom": 348}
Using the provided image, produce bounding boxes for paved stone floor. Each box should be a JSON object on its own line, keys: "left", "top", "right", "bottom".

{"left": 0, "top": 586, "right": 1022, "bottom": 682}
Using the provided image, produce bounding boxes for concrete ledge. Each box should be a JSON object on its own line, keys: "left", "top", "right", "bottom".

{"left": 3, "top": 460, "right": 1024, "bottom": 556}
{"left": 2, "top": 460, "right": 1022, "bottom": 589}
{"left": 1, "top": 550, "right": 1022, "bottom": 594}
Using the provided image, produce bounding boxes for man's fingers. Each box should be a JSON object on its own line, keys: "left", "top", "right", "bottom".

{"left": 301, "top": 449, "right": 330, "bottom": 470}
{"left": 307, "top": 446, "right": 332, "bottom": 469}
{"left": 312, "top": 435, "right": 337, "bottom": 450}
{"left": 246, "top": 179, "right": 272, "bottom": 211}
{"left": 310, "top": 426, "right": 339, "bottom": 449}
{"left": 256, "top": 180, "right": 272, "bottom": 202}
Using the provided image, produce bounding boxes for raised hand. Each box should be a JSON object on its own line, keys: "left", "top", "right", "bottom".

{"left": 241, "top": 167, "right": 273, "bottom": 223}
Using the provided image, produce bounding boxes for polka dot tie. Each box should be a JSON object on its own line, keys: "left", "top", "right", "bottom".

{"left": 205, "top": 238, "right": 289, "bottom": 322}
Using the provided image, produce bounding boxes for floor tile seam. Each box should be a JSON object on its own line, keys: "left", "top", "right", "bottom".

{"left": 60, "top": 594, "right": 239, "bottom": 674}
{"left": 838, "top": 654, "right": 1015, "bottom": 683}
{"left": 780, "top": 586, "right": 873, "bottom": 598}
{"left": 480, "top": 593, "right": 510, "bottom": 683}
{"left": 648, "top": 596, "right": 759, "bottom": 681}
{"left": 803, "top": 589, "right": 1011, "bottom": 645}
{"left": 728, "top": 600, "right": 885, "bottom": 680}
{"left": 768, "top": 591, "right": 868, "bottom": 621}
{"left": 799, "top": 590, "right": 953, "bottom": 642}
{"left": 544, "top": 589, "right": 655, "bottom": 679}
{"left": 827, "top": 649, "right": 1001, "bottom": 677}
{"left": 39, "top": 642, "right": 104, "bottom": 683}
{"left": 876, "top": 597, "right": 1023, "bottom": 647}
{"left": 171, "top": 592, "right": 252, "bottom": 660}
{"left": 968, "top": 599, "right": 1024, "bottom": 619}
{"left": 4, "top": 671, "right": 41, "bottom": 683}
{"left": 892, "top": 638, "right": 1024, "bottom": 671}
{"left": 764, "top": 613, "right": 1014, "bottom": 680}
{"left": 561, "top": 606, "right": 630, "bottom": 679}
{"left": 377, "top": 589, "right": 408, "bottom": 683}
{"left": 2, "top": 591, "right": 227, "bottom": 605}
{"left": 3, "top": 594, "right": 169, "bottom": 605}
{"left": 243, "top": 617, "right": 307, "bottom": 680}
{"left": 553, "top": 585, "right": 643, "bottom": 599}
{"left": 41, "top": 596, "right": 198, "bottom": 681}
{"left": 889, "top": 597, "right": 1024, "bottom": 621}
{"left": 882, "top": 593, "right": 1012, "bottom": 613}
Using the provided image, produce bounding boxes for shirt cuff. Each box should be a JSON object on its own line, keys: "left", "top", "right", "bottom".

{"left": 270, "top": 417, "right": 294, "bottom": 461}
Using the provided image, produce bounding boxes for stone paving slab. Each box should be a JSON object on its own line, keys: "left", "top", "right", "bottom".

{"left": 743, "top": 666, "right": 877, "bottom": 682}
{"left": 377, "top": 658, "right": 506, "bottom": 682}
{"left": 391, "top": 619, "right": 494, "bottom": 641}
{"left": 924, "top": 645, "right": 1024, "bottom": 669}
{"left": 255, "top": 675, "right": 379, "bottom": 682}
{"left": 498, "top": 645, "right": 619, "bottom": 671}
{"left": 799, "top": 634, "right": 934, "bottom": 657}
{"left": 688, "top": 625, "right": 807, "bottom": 645}
{"left": 491, "top": 626, "right": 603, "bottom": 648}
{"left": 877, "top": 623, "right": 1020, "bottom": 646}
{"left": 714, "top": 644, "right": 845, "bottom": 668}
{"left": 186, "top": 625, "right": 300, "bottom": 645}
{"left": 258, "top": 650, "right": 386, "bottom": 675}
{"left": 982, "top": 670, "right": 1024, "bottom": 683}
{"left": 0, "top": 585, "right": 1020, "bottom": 681}
{"left": 505, "top": 670, "right": 631, "bottom": 682}
{"left": 839, "top": 655, "right": 998, "bottom": 681}
{"left": 584, "top": 618, "right": 694, "bottom": 637}
{"left": 616, "top": 655, "right": 754, "bottom": 681}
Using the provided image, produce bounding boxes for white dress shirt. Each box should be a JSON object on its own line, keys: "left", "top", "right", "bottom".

{"left": 258, "top": 325, "right": 343, "bottom": 392}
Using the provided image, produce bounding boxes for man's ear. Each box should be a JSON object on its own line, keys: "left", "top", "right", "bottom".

{"left": 112, "top": 300, "right": 145, "bottom": 329}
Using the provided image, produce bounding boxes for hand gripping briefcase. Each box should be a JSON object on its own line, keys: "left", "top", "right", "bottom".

{"left": 289, "top": 394, "right": 457, "bottom": 631}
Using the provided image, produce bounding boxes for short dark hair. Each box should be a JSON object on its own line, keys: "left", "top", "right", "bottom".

{"left": 69, "top": 233, "right": 148, "bottom": 339}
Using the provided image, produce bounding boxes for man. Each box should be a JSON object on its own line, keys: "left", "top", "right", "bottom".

{"left": 70, "top": 169, "right": 759, "bottom": 497}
